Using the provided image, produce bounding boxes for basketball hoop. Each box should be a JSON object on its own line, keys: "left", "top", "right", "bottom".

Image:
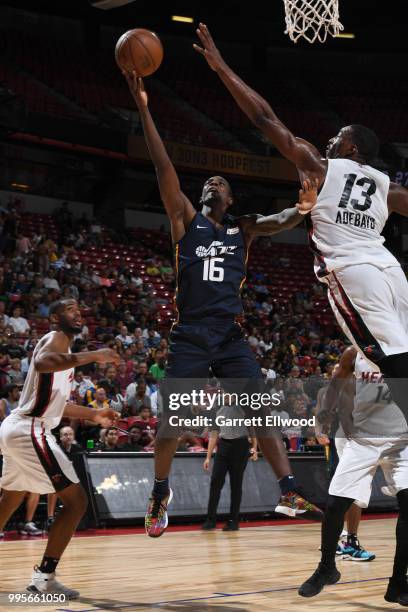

{"left": 283, "top": 0, "right": 344, "bottom": 43}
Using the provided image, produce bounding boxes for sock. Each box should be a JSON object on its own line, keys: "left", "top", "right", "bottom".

{"left": 39, "top": 556, "right": 60, "bottom": 574}
{"left": 321, "top": 495, "right": 354, "bottom": 570}
{"left": 153, "top": 477, "right": 169, "bottom": 498}
{"left": 340, "top": 529, "right": 348, "bottom": 538}
{"left": 278, "top": 474, "right": 296, "bottom": 495}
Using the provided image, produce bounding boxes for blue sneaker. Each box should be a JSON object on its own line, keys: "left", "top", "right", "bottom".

{"left": 342, "top": 536, "right": 375, "bottom": 561}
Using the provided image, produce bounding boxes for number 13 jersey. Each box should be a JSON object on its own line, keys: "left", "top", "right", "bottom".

{"left": 309, "top": 158, "right": 399, "bottom": 277}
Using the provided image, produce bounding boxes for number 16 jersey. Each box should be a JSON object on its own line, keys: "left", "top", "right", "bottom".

{"left": 309, "top": 158, "right": 399, "bottom": 277}
{"left": 174, "top": 212, "right": 247, "bottom": 321}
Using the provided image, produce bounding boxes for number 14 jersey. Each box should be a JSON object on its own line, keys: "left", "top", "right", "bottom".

{"left": 309, "top": 158, "right": 399, "bottom": 277}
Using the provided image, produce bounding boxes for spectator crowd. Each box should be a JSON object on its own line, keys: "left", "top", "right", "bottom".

{"left": 0, "top": 195, "right": 347, "bottom": 455}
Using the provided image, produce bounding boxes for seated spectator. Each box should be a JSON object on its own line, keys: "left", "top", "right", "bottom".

{"left": 0, "top": 383, "right": 20, "bottom": 421}
{"left": 21, "top": 346, "right": 34, "bottom": 378}
{"left": 7, "top": 357, "right": 24, "bottom": 386}
{"left": 125, "top": 381, "right": 151, "bottom": 414}
{"left": 115, "top": 325, "right": 133, "bottom": 348}
{"left": 59, "top": 426, "right": 83, "bottom": 458}
{"left": 120, "top": 425, "right": 145, "bottom": 451}
{"left": 96, "top": 426, "right": 121, "bottom": 451}
{"left": 3, "top": 334, "right": 25, "bottom": 359}
{"left": 8, "top": 306, "right": 30, "bottom": 335}
{"left": 95, "top": 316, "right": 113, "bottom": 340}
{"left": 88, "top": 387, "right": 111, "bottom": 411}
{"left": 98, "top": 366, "right": 121, "bottom": 398}
{"left": 116, "top": 361, "right": 132, "bottom": 394}
{"left": 43, "top": 269, "right": 61, "bottom": 292}
{"left": 73, "top": 370, "right": 95, "bottom": 404}
{"left": 134, "top": 405, "right": 158, "bottom": 443}
{"left": 146, "top": 328, "right": 160, "bottom": 349}
{"left": 149, "top": 349, "right": 166, "bottom": 380}
{"left": 0, "top": 302, "right": 10, "bottom": 328}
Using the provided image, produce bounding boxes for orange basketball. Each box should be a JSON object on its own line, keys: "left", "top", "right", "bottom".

{"left": 115, "top": 28, "right": 163, "bottom": 77}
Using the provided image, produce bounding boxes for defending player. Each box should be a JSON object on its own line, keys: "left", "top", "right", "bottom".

{"left": 0, "top": 299, "right": 119, "bottom": 598}
{"left": 194, "top": 23, "right": 408, "bottom": 428}
{"left": 299, "top": 347, "right": 408, "bottom": 604}
{"left": 123, "top": 72, "right": 323, "bottom": 538}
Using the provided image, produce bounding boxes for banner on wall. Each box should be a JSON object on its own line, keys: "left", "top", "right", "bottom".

{"left": 128, "top": 135, "right": 298, "bottom": 182}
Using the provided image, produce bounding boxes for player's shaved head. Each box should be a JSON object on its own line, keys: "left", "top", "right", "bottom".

{"left": 49, "top": 298, "right": 78, "bottom": 316}
{"left": 348, "top": 125, "right": 379, "bottom": 164}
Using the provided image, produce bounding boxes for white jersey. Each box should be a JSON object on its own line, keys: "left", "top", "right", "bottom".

{"left": 351, "top": 353, "right": 407, "bottom": 438}
{"left": 12, "top": 332, "right": 74, "bottom": 429}
{"left": 309, "top": 158, "right": 399, "bottom": 277}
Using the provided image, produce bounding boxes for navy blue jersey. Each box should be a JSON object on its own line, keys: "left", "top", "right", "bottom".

{"left": 174, "top": 212, "right": 247, "bottom": 320}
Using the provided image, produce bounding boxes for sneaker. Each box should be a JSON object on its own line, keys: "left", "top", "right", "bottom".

{"left": 336, "top": 542, "right": 345, "bottom": 555}
{"left": 201, "top": 520, "right": 217, "bottom": 531}
{"left": 275, "top": 492, "right": 323, "bottom": 521}
{"left": 27, "top": 566, "right": 79, "bottom": 599}
{"left": 341, "top": 536, "right": 375, "bottom": 562}
{"left": 384, "top": 578, "right": 408, "bottom": 606}
{"left": 19, "top": 522, "right": 43, "bottom": 536}
{"left": 222, "top": 519, "right": 239, "bottom": 532}
{"left": 298, "top": 563, "right": 341, "bottom": 597}
{"left": 145, "top": 488, "right": 173, "bottom": 538}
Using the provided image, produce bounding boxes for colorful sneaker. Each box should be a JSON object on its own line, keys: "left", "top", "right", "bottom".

{"left": 298, "top": 562, "right": 341, "bottom": 597}
{"left": 145, "top": 488, "right": 173, "bottom": 538}
{"left": 27, "top": 566, "right": 79, "bottom": 599}
{"left": 275, "top": 492, "right": 323, "bottom": 521}
{"left": 19, "top": 521, "right": 43, "bottom": 536}
{"left": 336, "top": 541, "right": 346, "bottom": 555}
{"left": 341, "top": 536, "right": 375, "bottom": 561}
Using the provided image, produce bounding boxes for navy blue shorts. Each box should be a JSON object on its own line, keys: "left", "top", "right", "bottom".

{"left": 166, "top": 319, "right": 262, "bottom": 379}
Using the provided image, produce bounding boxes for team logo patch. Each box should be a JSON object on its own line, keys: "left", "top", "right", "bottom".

{"left": 227, "top": 227, "right": 239, "bottom": 235}
{"left": 195, "top": 241, "right": 237, "bottom": 258}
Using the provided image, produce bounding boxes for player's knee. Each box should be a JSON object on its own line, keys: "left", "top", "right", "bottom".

{"left": 397, "top": 488, "right": 408, "bottom": 516}
{"left": 326, "top": 495, "right": 354, "bottom": 518}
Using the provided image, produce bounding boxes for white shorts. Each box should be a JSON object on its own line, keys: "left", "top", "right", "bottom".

{"left": 330, "top": 436, "right": 408, "bottom": 507}
{"left": 323, "top": 264, "right": 408, "bottom": 364}
{"left": 0, "top": 415, "right": 79, "bottom": 494}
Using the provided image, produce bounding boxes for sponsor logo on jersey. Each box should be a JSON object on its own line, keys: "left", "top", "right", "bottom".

{"left": 335, "top": 210, "right": 376, "bottom": 229}
{"left": 227, "top": 227, "right": 239, "bottom": 235}
{"left": 195, "top": 241, "right": 237, "bottom": 258}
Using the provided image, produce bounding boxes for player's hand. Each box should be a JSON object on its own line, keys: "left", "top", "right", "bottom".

{"left": 123, "top": 71, "right": 148, "bottom": 108}
{"left": 93, "top": 408, "right": 119, "bottom": 428}
{"left": 316, "top": 434, "right": 330, "bottom": 446}
{"left": 249, "top": 448, "right": 258, "bottom": 461}
{"left": 203, "top": 457, "right": 211, "bottom": 471}
{"left": 93, "top": 348, "right": 121, "bottom": 365}
{"left": 296, "top": 178, "right": 319, "bottom": 215}
{"left": 193, "top": 23, "right": 225, "bottom": 72}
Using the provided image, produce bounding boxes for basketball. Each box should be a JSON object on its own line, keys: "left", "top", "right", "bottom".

{"left": 115, "top": 28, "right": 163, "bottom": 77}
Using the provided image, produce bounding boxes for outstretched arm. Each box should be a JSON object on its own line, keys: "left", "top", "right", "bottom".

{"left": 240, "top": 178, "right": 318, "bottom": 240}
{"left": 124, "top": 72, "right": 196, "bottom": 242}
{"left": 194, "top": 24, "right": 326, "bottom": 181}
{"left": 34, "top": 333, "right": 120, "bottom": 373}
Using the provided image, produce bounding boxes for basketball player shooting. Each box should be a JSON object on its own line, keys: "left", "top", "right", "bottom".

{"left": 123, "top": 71, "right": 322, "bottom": 538}
{"left": 0, "top": 299, "right": 119, "bottom": 598}
{"left": 194, "top": 23, "right": 408, "bottom": 429}
{"left": 299, "top": 347, "right": 408, "bottom": 603}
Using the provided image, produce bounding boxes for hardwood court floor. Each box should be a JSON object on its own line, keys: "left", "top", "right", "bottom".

{"left": 0, "top": 517, "right": 400, "bottom": 611}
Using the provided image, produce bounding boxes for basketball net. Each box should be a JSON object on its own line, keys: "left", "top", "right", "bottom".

{"left": 283, "top": 0, "right": 344, "bottom": 43}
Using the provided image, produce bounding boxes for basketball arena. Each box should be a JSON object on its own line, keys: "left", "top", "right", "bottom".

{"left": 0, "top": 1, "right": 408, "bottom": 610}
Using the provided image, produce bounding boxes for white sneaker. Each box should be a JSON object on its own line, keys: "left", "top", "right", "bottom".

{"left": 19, "top": 521, "right": 42, "bottom": 536}
{"left": 27, "top": 567, "right": 79, "bottom": 599}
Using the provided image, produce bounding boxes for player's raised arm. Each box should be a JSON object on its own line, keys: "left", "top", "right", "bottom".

{"left": 240, "top": 178, "right": 318, "bottom": 240}
{"left": 193, "top": 24, "right": 325, "bottom": 181}
{"left": 387, "top": 182, "right": 408, "bottom": 216}
{"left": 123, "top": 72, "right": 195, "bottom": 242}
{"left": 34, "top": 334, "right": 120, "bottom": 373}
